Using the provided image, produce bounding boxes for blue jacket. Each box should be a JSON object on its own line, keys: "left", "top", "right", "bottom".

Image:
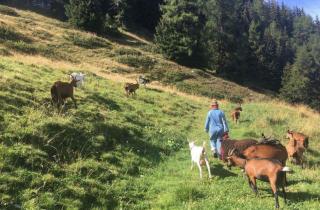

{"left": 205, "top": 109, "right": 229, "bottom": 139}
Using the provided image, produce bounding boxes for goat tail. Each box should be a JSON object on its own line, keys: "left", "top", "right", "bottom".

{"left": 282, "top": 166, "right": 291, "bottom": 172}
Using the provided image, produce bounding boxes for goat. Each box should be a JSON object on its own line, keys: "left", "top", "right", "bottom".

{"left": 138, "top": 75, "right": 150, "bottom": 86}
{"left": 220, "top": 138, "right": 258, "bottom": 162}
{"left": 286, "top": 130, "right": 309, "bottom": 149}
{"left": 286, "top": 138, "right": 305, "bottom": 166}
{"left": 51, "top": 76, "right": 79, "bottom": 109}
{"left": 242, "top": 142, "right": 288, "bottom": 166}
{"left": 227, "top": 148, "right": 290, "bottom": 209}
{"left": 189, "top": 141, "right": 212, "bottom": 179}
{"left": 231, "top": 105, "right": 242, "bottom": 124}
{"left": 70, "top": 72, "right": 85, "bottom": 87}
{"left": 124, "top": 81, "right": 139, "bottom": 96}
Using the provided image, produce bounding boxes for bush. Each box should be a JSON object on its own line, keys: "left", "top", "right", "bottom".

{"left": 115, "top": 54, "right": 156, "bottom": 69}
{"left": 0, "top": 47, "right": 12, "bottom": 56}
{"left": 5, "top": 40, "right": 38, "bottom": 54}
{"left": 161, "top": 71, "right": 194, "bottom": 84}
{"left": 113, "top": 47, "right": 142, "bottom": 56}
{"left": 65, "top": 32, "right": 111, "bottom": 49}
{"left": 0, "top": 5, "right": 19, "bottom": 17}
{"left": 0, "top": 23, "right": 31, "bottom": 42}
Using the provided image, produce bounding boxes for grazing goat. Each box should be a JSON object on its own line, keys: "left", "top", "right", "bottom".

{"left": 70, "top": 72, "right": 85, "bottom": 87}
{"left": 138, "top": 75, "right": 150, "bottom": 86}
{"left": 231, "top": 105, "right": 242, "bottom": 124}
{"left": 286, "top": 138, "right": 305, "bottom": 166}
{"left": 227, "top": 149, "right": 290, "bottom": 209}
{"left": 286, "top": 130, "right": 309, "bottom": 149}
{"left": 220, "top": 138, "right": 258, "bottom": 162}
{"left": 189, "top": 141, "right": 212, "bottom": 179}
{"left": 124, "top": 81, "right": 139, "bottom": 96}
{"left": 51, "top": 76, "right": 79, "bottom": 109}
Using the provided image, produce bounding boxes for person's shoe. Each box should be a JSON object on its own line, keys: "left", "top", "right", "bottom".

{"left": 213, "top": 153, "right": 218, "bottom": 158}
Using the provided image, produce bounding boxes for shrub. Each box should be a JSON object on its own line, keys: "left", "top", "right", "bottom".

{"left": 0, "top": 23, "right": 31, "bottom": 42}
{"left": 5, "top": 40, "right": 38, "bottom": 54}
{"left": 0, "top": 47, "right": 12, "bottom": 56}
{"left": 65, "top": 32, "right": 111, "bottom": 49}
{"left": 115, "top": 54, "right": 156, "bottom": 69}
{"left": 0, "top": 5, "right": 19, "bottom": 17}
{"left": 161, "top": 71, "right": 194, "bottom": 84}
{"left": 113, "top": 47, "right": 142, "bottom": 56}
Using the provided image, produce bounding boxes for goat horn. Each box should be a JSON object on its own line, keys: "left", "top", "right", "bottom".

{"left": 228, "top": 148, "right": 235, "bottom": 156}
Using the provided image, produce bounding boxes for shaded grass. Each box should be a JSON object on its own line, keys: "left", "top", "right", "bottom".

{"left": 0, "top": 58, "right": 200, "bottom": 209}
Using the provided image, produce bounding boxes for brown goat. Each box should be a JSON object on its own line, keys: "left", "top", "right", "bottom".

{"left": 286, "top": 130, "right": 309, "bottom": 149}
{"left": 286, "top": 138, "right": 305, "bottom": 166}
{"left": 51, "top": 77, "right": 78, "bottom": 109}
{"left": 220, "top": 138, "right": 258, "bottom": 162}
{"left": 242, "top": 143, "right": 288, "bottom": 166}
{"left": 227, "top": 149, "right": 290, "bottom": 209}
{"left": 124, "top": 81, "right": 139, "bottom": 96}
{"left": 231, "top": 105, "right": 242, "bottom": 124}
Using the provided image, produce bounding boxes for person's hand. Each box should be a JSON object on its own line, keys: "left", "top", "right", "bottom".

{"left": 222, "top": 132, "right": 229, "bottom": 140}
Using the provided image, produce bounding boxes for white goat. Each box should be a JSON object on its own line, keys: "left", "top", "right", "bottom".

{"left": 189, "top": 141, "right": 212, "bottom": 179}
{"left": 70, "top": 72, "right": 85, "bottom": 87}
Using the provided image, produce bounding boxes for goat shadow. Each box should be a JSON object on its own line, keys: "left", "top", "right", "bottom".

{"left": 287, "top": 179, "right": 314, "bottom": 186}
{"left": 211, "top": 163, "right": 237, "bottom": 178}
{"left": 286, "top": 191, "right": 320, "bottom": 204}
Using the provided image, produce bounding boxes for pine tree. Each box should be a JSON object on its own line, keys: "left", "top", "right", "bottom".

{"left": 155, "top": 0, "right": 205, "bottom": 66}
{"left": 65, "top": 0, "right": 103, "bottom": 33}
{"left": 280, "top": 35, "right": 320, "bottom": 109}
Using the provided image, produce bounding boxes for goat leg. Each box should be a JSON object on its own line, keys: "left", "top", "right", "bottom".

{"left": 282, "top": 185, "right": 287, "bottom": 204}
{"left": 274, "top": 191, "right": 280, "bottom": 209}
{"left": 71, "top": 96, "right": 77, "bottom": 109}
{"left": 204, "top": 158, "right": 212, "bottom": 178}
{"left": 197, "top": 163, "right": 202, "bottom": 179}
{"left": 248, "top": 177, "right": 258, "bottom": 195}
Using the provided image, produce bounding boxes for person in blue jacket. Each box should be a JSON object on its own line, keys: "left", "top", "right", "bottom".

{"left": 205, "top": 99, "right": 229, "bottom": 158}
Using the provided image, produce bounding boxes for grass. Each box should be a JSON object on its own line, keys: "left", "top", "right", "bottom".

{"left": 0, "top": 5, "right": 320, "bottom": 210}
{"left": 0, "top": 57, "right": 203, "bottom": 209}
{"left": 0, "top": 6, "right": 268, "bottom": 102}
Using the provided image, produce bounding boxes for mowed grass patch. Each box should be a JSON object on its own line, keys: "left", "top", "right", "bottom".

{"left": 0, "top": 57, "right": 203, "bottom": 209}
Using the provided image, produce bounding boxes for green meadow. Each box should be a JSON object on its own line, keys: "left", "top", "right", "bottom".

{"left": 0, "top": 5, "right": 320, "bottom": 210}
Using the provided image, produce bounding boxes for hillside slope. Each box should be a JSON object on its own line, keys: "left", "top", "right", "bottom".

{"left": 0, "top": 4, "right": 268, "bottom": 103}
{"left": 0, "top": 5, "right": 320, "bottom": 210}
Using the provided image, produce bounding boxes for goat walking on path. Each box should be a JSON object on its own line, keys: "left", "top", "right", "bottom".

{"left": 227, "top": 149, "right": 290, "bottom": 209}
{"left": 189, "top": 141, "right": 212, "bottom": 179}
{"left": 231, "top": 105, "right": 242, "bottom": 124}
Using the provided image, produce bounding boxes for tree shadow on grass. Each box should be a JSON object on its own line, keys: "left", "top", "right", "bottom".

{"left": 286, "top": 191, "right": 320, "bottom": 203}
{"left": 86, "top": 93, "right": 121, "bottom": 111}
{"left": 211, "top": 163, "right": 237, "bottom": 178}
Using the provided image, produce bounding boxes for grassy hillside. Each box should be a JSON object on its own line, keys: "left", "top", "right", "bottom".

{"left": 0, "top": 4, "right": 268, "bottom": 103}
{"left": 0, "top": 5, "right": 320, "bottom": 210}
